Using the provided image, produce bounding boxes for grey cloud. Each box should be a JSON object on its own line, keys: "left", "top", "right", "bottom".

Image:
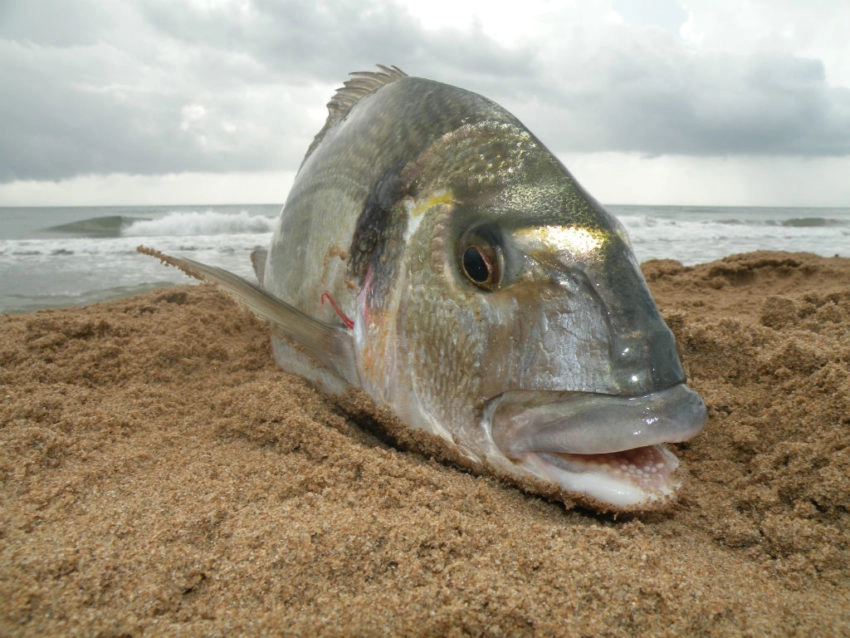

{"left": 0, "top": 42, "right": 290, "bottom": 181}
{"left": 0, "top": 0, "right": 531, "bottom": 183}
{"left": 140, "top": 0, "right": 533, "bottom": 84}
{"left": 516, "top": 42, "right": 850, "bottom": 158}
{"left": 1, "top": 0, "right": 848, "bottom": 184}
{"left": 0, "top": 0, "right": 116, "bottom": 46}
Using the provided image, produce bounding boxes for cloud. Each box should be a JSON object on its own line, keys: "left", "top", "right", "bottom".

{"left": 0, "top": 0, "right": 532, "bottom": 183}
{"left": 0, "top": 0, "right": 848, "bottom": 186}
{"left": 0, "top": 1, "right": 320, "bottom": 182}
{"left": 530, "top": 48, "right": 850, "bottom": 157}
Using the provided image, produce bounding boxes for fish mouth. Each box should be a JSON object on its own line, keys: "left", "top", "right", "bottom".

{"left": 483, "top": 384, "right": 707, "bottom": 509}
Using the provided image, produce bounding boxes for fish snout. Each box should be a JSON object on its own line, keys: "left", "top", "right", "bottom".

{"left": 608, "top": 325, "right": 686, "bottom": 396}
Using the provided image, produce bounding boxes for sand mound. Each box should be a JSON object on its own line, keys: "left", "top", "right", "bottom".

{"left": 1, "top": 251, "right": 848, "bottom": 635}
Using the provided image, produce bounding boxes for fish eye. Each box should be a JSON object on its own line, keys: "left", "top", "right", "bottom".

{"left": 458, "top": 231, "right": 503, "bottom": 291}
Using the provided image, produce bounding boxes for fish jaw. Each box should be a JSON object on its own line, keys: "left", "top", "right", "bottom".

{"left": 481, "top": 384, "right": 707, "bottom": 509}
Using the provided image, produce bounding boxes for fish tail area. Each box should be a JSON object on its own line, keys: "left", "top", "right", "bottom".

{"left": 137, "top": 245, "right": 358, "bottom": 385}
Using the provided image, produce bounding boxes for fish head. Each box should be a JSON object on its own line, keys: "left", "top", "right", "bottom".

{"left": 354, "top": 121, "right": 706, "bottom": 510}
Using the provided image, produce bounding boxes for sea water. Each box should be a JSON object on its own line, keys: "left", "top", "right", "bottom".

{"left": 0, "top": 205, "right": 279, "bottom": 313}
{"left": 1, "top": 204, "right": 849, "bottom": 313}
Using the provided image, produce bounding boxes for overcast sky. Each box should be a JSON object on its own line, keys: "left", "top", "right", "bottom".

{"left": 1, "top": 0, "right": 849, "bottom": 207}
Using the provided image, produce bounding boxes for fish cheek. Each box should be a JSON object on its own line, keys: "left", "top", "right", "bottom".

{"left": 401, "top": 281, "right": 486, "bottom": 435}
{"left": 473, "top": 272, "right": 619, "bottom": 397}
{"left": 394, "top": 214, "right": 490, "bottom": 438}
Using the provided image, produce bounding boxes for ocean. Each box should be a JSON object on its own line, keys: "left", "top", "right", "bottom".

{"left": 1, "top": 203, "right": 849, "bottom": 314}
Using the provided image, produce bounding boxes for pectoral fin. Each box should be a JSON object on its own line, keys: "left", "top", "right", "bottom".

{"left": 137, "top": 246, "right": 358, "bottom": 386}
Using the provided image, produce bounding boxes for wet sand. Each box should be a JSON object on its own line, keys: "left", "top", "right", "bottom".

{"left": 1, "top": 250, "right": 848, "bottom": 635}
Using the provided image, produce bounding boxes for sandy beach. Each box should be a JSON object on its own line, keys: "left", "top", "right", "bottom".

{"left": 1, "top": 250, "right": 848, "bottom": 636}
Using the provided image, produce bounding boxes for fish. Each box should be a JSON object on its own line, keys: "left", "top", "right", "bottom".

{"left": 139, "top": 65, "right": 707, "bottom": 512}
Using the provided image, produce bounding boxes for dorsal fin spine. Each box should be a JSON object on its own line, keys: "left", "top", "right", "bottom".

{"left": 302, "top": 65, "right": 407, "bottom": 166}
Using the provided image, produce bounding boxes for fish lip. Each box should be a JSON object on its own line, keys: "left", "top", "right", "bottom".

{"left": 484, "top": 383, "right": 707, "bottom": 458}
{"left": 481, "top": 384, "right": 705, "bottom": 509}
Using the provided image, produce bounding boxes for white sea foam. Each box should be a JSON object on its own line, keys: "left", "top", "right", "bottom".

{"left": 612, "top": 206, "right": 850, "bottom": 265}
{"left": 122, "top": 210, "right": 276, "bottom": 237}
{"left": 2, "top": 204, "right": 849, "bottom": 313}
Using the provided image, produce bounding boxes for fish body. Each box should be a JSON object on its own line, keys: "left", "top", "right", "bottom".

{"left": 141, "top": 66, "right": 706, "bottom": 511}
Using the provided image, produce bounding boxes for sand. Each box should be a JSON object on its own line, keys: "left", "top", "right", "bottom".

{"left": 1, "top": 250, "right": 848, "bottom": 636}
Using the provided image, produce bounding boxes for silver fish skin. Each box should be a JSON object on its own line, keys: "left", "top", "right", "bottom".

{"left": 140, "top": 66, "right": 706, "bottom": 512}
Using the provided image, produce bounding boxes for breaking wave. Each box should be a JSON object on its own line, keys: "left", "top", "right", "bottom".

{"left": 779, "top": 217, "right": 846, "bottom": 228}
{"left": 45, "top": 215, "right": 142, "bottom": 237}
{"left": 122, "top": 210, "right": 276, "bottom": 236}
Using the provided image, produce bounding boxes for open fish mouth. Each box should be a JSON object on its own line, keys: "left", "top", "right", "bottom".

{"left": 483, "top": 384, "right": 707, "bottom": 509}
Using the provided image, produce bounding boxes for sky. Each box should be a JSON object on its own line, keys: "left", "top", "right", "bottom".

{"left": 1, "top": 0, "right": 849, "bottom": 207}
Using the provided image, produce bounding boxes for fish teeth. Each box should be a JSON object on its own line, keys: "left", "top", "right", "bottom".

{"left": 525, "top": 444, "right": 682, "bottom": 507}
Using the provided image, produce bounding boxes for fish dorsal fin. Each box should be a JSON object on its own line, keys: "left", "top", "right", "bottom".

{"left": 302, "top": 65, "right": 407, "bottom": 165}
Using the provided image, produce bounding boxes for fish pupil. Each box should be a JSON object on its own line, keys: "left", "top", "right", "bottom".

{"left": 463, "top": 246, "right": 491, "bottom": 284}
